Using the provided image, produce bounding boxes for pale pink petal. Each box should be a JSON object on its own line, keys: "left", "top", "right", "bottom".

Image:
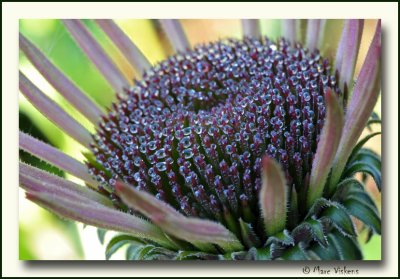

{"left": 19, "top": 72, "right": 93, "bottom": 147}
{"left": 19, "top": 132, "right": 97, "bottom": 187}
{"left": 242, "top": 19, "right": 261, "bottom": 38}
{"left": 335, "top": 19, "right": 364, "bottom": 91}
{"left": 20, "top": 162, "right": 111, "bottom": 206}
{"left": 63, "top": 19, "right": 130, "bottom": 93}
{"left": 306, "top": 19, "right": 326, "bottom": 51}
{"left": 26, "top": 191, "right": 174, "bottom": 248}
{"left": 95, "top": 19, "right": 151, "bottom": 77}
{"left": 19, "top": 34, "right": 104, "bottom": 125}
{"left": 282, "top": 19, "right": 299, "bottom": 45}
{"left": 159, "top": 19, "right": 190, "bottom": 53}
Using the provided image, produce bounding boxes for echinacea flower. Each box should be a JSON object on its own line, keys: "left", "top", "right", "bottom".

{"left": 19, "top": 19, "right": 381, "bottom": 260}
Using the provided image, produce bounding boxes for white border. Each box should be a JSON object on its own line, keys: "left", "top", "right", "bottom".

{"left": 2, "top": 2, "right": 398, "bottom": 277}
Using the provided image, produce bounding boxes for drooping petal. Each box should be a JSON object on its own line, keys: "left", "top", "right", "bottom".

{"left": 330, "top": 20, "right": 381, "bottom": 191}
{"left": 63, "top": 19, "right": 130, "bottom": 92}
{"left": 19, "top": 162, "right": 111, "bottom": 206}
{"left": 307, "top": 88, "right": 344, "bottom": 208}
{"left": 241, "top": 19, "right": 261, "bottom": 39}
{"left": 282, "top": 19, "right": 299, "bottom": 45}
{"left": 335, "top": 19, "right": 364, "bottom": 92}
{"left": 26, "top": 191, "right": 175, "bottom": 249}
{"left": 259, "top": 156, "right": 288, "bottom": 236}
{"left": 306, "top": 19, "right": 326, "bottom": 51}
{"left": 19, "top": 72, "right": 93, "bottom": 147}
{"left": 159, "top": 19, "right": 190, "bottom": 53}
{"left": 19, "top": 132, "right": 97, "bottom": 187}
{"left": 19, "top": 34, "right": 104, "bottom": 125}
{"left": 115, "top": 181, "right": 243, "bottom": 252}
{"left": 95, "top": 19, "right": 151, "bottom": 77}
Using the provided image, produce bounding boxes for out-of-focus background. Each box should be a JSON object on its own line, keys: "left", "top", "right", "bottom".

{"left": 19, "top": 19, "right": 381, "bottom": 260}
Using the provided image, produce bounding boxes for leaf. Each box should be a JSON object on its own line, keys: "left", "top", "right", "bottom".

{"left": 309, "top": 236, "right": 340, "bottom": 260}
{"left": 106, "top": 235, "right": 143, "bottom": 260}
{"left": 292, "top": 219, "right": 328, "bottom": 248}
{"left": 347, "top": 132, "right": 381, "bottom": 164}
{"left": 266, "top": 230, "right": 294, "bottom": 247}
{"left": 278, "top": 244, "right": 310, "bottom": 260}
{"left": 97, "top": 228, "right": 107, "bottom": 245}
{"left": 343, "top": 198, "right": 381, "bottom": 234}
{"left": 344, "top": 161, "right": 381, "bottom": 191}
{"left": 238, "top": 219, "right": 261, "bottom": 248}
{"left": 328, "top": 231, "right": 362, "bottom": 260}
{"left": 320, "top": 204, "right": 357, "bottom": 237}
{"left": 115, "top": 181, "right": 243, "bottom": 252}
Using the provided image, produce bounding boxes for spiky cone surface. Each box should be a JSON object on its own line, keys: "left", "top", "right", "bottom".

{"left": 19, "top": 19, "right": 381, "bottom": 260}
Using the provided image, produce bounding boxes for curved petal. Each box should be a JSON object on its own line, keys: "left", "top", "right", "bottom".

{"left": 307, "top": 88, "right": 344, "bottom": 207}
{"left": 259, "top": 156, "right": 288, "bottom": 236}
{"left": 26, "top": 191, "right": 175, "bottom": 249}
{"left": 330, "top": 20, "right": 381, "bottom": 191}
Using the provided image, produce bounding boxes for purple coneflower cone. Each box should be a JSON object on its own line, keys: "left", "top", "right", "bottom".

{"left": 87, "top": 37, "right": 342, "bottom": 241}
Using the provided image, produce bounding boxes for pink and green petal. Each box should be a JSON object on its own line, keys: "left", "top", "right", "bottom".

{"left": 115, "top": 181, "right": 243, "bottom": 252}
{"left": 307, "top": 88, "right": 344, "bottom": 208}
{"left": 259, "top": 156, "right": 288, "bottom": 236}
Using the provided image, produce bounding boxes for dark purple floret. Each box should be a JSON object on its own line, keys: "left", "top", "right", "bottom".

{"left": 87, "top": 37, "right": 341, "bottom": 229}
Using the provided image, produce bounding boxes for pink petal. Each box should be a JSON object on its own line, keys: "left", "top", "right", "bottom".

{"left": 335, "top": 19, "right": 364, "bottom": 92}
{"left": 330, "top": 20, "right": 381, "bottom": 190}
{"left": 242, "top": 19, "right": 261, "bottom": 38}
{"left": 63, "top": 19, "right": 130, "bottom": 93}
{"left": 159, "top": 19, "right": 190, "bottom": 53}
{"left": 282, "top": 19, "right": 299, "bottom": 45}
{"left": 19, "top": 72, "right": 93, "bottom": 147}
{"left": 308, "top": 88, "right": 344, "bottom": 207}
{"left": 19, "top": 132, "right": 97, "bottom": 187}
{"left": 26, "top": 191, "right": 174, "bottom": 248}
{"left": 95, "top": 20, "right": 151, "bottom": 77}
{"left": 19, "top": 34, "right": 104, "bottom": 125}
{"left": 20, "top": 162, "right": 111, "bottom": 206}
{"left": 306, "top": 19, "right": 326, "bottom": 51}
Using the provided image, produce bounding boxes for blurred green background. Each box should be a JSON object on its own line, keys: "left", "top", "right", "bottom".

{"left": 19, "top": 19, "right": 381, "bottom": 260}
